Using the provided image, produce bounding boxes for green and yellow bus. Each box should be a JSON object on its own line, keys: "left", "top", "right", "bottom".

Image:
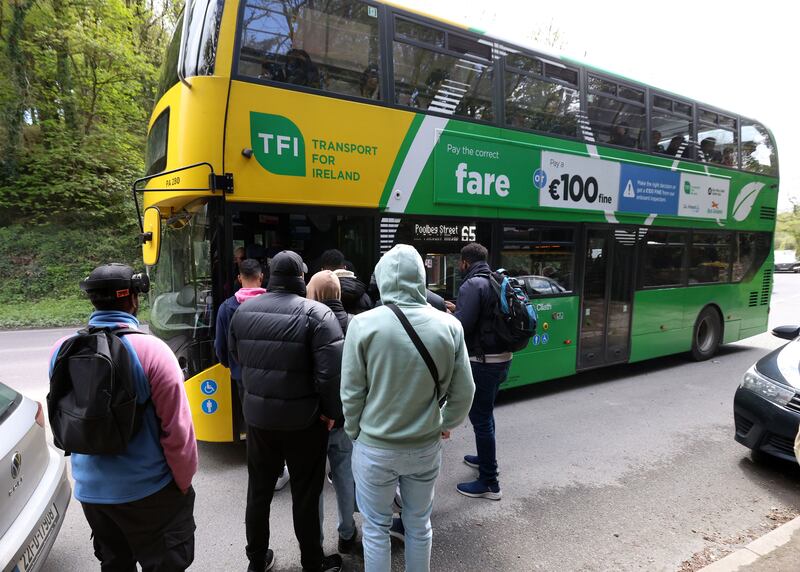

{"left": 136, "top": 0, "right": 779, "bottom": 442}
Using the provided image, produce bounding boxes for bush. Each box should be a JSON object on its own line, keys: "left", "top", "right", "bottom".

{"left": 0, "top": 223, "right": 146, "bottom": 327}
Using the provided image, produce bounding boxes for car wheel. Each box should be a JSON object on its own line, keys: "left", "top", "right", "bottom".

{"left": 691, "top": 307, "right": 722, "bottom": 361}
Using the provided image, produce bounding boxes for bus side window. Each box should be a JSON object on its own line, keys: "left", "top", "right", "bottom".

{"left": 640, "top": 230, "right": 687, "bottom": 288}
{"left": 238, "top": 0, "right": 382, "bottom": 100}
{"left": 504, "top": 54, "right": 580, "bottom": 138}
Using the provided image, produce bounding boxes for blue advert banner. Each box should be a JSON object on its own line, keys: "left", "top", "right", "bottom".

{"left": 617, "top": 163, "right": 679, "bottom": 215}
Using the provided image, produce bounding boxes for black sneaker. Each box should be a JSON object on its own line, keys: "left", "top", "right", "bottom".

{"left": 321, "top": 553, "right": 343, "bottom": 572}
{"left": 247, "top": 549, "right": 275, "bottom": 571}
{"left": 338, "top": 529, "right": 362, "bottom": 555}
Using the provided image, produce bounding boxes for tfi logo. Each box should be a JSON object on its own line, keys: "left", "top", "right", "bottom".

{"left": 250, "top": 112, "right": 306, "bottom": 176}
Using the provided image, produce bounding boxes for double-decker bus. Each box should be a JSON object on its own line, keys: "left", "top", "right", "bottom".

{"left": 136, "top": 0, "right": 779, "bottom": 442}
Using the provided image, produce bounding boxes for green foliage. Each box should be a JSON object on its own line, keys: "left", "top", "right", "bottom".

{"left": 0, "top": 0, "right": 179, "bottom": 326}
{"left": 0, "top": 223, "right": 141, "bottom": 303}
{"left": 0, "top": 0, "right": 180, "bottom": 225}
{"left": 775, "top": 210, "right": 800, "bottom": 251}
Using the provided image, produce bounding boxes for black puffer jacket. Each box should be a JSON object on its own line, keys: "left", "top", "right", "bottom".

{"left": 229, "top": 252, "right": 344, "bottom": 431}
{"left": 320, "top": 298, "right": 351, "bottom": 429}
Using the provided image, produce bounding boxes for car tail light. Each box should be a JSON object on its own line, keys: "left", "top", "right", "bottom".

{"left": 35, "top": 401, "right": 45, "bottom": 428}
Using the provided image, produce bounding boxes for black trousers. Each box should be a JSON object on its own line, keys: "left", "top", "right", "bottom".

{"left": 81, "top": 481, "right": 196, "bottom": 572}
{"left": 246, "top": 421, "right": 329, "bottom": 571}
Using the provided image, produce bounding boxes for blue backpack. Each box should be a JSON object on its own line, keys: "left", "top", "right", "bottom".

{"left": 482, "top": 271, "right": 538, "bottom": 352}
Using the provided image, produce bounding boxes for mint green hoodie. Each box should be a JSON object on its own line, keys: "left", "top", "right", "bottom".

{"left": 341, "top": 244, "right": 475, "bottom": 449}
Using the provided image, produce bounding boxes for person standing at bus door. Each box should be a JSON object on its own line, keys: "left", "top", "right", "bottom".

{"left": 444, "top": 243, "right": 511, "bottom": 500}
{"left": 50, "top": 263, "right": 198, "bottom": 571}
{"left": 320, "top": 249, "right": 372, "bottom": 315}
{"left": 342, "top": 244, "right": 474, "bottom": 572}
{"left": 215, "top": 258, "right": 288, "bottom": 489}
{"left": 307, "top": 270, "right": 362, "bottom": 556}
{"left": 229, "top": 251, "right": 345, "bottom": 572}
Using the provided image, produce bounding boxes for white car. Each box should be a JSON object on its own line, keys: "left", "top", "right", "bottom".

{"left": 0, "top": 382, "right": 71, "bottom": 572}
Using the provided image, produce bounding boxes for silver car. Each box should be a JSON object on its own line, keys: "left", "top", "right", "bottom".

{"left": 0, "top": 382, "right": 71, "bottom": 572}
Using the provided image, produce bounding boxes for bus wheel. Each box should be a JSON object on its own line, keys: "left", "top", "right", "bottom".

{"left": 691, "top": 307, "right": 722, "bottom": 361}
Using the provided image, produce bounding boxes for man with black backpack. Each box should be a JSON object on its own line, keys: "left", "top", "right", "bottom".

{"left": 48, "top": 263, "right": 198, "bottom": 571}
{"left": 446, "top": 243, "right": 529, "bottom": 501}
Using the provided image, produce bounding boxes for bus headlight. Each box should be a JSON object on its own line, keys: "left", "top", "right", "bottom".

{"left": 740, "top": 367, "right": 795, "bottom": 406}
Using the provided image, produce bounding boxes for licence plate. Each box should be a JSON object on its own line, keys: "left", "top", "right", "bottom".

{"left": 15, "top": 503, "right": 60, "bottom": 572}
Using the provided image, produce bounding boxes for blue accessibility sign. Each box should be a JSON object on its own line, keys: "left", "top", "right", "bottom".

{"left": 201, "top": 399, "right": 218, "bottom": 415}
{"left": 201, "top": 379, "right": 218, "bottom": 395}
{"left": 532, "top": 334, "right": 541, "bottom": 346}
{"left": 542, "top": 333, "right": 550, "bottom": 345}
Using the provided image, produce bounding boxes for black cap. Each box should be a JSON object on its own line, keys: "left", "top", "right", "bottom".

{"left": 80, "top": 263, "right": 149, "bottom": 298}
{"left": 269, "top": 251, "right": 306, "bottom": 277}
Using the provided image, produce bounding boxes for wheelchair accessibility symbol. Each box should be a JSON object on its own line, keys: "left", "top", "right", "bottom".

{"left": 201, "top": 380, "right": 218, "bottom": 395}
{"left": 202, "top": 399, "right": 218, "bottom": 415}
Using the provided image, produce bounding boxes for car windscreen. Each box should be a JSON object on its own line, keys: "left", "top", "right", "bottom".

{"left": 0, "top": 382, "right": 21, "bottom": 424}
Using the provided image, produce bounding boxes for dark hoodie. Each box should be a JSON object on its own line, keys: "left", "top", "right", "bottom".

{"left": 333, "top": 269, "right": 373, "bottom": 315}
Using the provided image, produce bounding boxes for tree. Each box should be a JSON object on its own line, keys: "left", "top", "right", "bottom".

{"left": 0, "top": 0, "right": 180, "bottom": 226}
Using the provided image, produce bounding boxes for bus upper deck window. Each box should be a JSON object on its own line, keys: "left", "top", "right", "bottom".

{"left": 741, "top": 121, "right": 778, "bottom": 176}
{"left": 238, "top": 0, "right": 382, "bottom": 101}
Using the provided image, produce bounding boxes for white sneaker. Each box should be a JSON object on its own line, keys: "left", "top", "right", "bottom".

{"left": 274, "top": 466, "right": 290, "bottom": 491}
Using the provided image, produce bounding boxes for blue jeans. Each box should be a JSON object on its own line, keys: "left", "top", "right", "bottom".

{"left": 352, "top": 440, "right": 442, "bottom": 572}
{"left": 468, "top": 360, "right": 511, "bottom": 485}
{"left": 319, "top": 428, "right": 357, "bottom": 541}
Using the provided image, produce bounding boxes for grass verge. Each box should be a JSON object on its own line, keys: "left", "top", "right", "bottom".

{"left": 0, "top": 296, "right": 150, "bottom": 330}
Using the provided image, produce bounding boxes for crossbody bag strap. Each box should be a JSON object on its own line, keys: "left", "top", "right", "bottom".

{"left": 385, "top": 303, "right": 440, "bottom": 398}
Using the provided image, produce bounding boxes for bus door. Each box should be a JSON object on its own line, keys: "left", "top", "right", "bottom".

{"left": 578, "top": 226, "right": 637, "bottom": 369}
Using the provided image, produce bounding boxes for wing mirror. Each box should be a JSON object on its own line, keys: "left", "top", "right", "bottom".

{"left": 771, "top": 325, "right": 800, "bottom": 340}
{"left": 140, "top": 207, "right": 162, "bottom": 266}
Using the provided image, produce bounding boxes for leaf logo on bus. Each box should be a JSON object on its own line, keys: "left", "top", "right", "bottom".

{"left": 731, "top": 182, "right": 765, "bottom": 222}
{"left": 250, "top": 112, "right": 306, "bottom": 177}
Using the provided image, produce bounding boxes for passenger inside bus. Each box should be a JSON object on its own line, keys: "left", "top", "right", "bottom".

{"left": 664, "top": 135, "right": 686, "bottom": 157}
{"left": 360, "top": 64, "right": 380, "bottom": 99}
{"left": 700, "top": 137, "right": 722, "bottom": 163}
{"left": 610, "top": 122, "right": 637, "bottom": 147}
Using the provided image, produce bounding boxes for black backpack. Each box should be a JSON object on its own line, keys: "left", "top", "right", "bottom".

{"left": 479, "top": 272, "right": 538, "bottom": 353}
{"left": 47, "top": 326, "right": 148, "bottom": 455}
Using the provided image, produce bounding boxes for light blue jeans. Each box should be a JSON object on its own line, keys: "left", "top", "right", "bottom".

{"left": 319, "top": 428, "right": 357, "bottom": 541}
{"left": 352, "top": 439, "right": 442, "bottom": 572}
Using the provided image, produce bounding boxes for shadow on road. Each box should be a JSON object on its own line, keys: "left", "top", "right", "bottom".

{"left": 736, "top": 452, "right": 800, "bottom": 512}
{"left": 198, "top": 439, "right": 247, "bottom": 467}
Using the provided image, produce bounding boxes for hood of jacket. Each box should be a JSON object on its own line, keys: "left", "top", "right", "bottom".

{"left": 307, "top": 270, "right": 341, "bottom": 302}
{"left": 375, "top": 244, "right": 427, "bottom": 307}
{"left": 235, "top": 287, "right": 266, "bottom": 304}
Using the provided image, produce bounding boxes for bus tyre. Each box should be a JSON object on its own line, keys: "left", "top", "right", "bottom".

{"left": 691, "top": 307, "right": 722, "bottom": 361}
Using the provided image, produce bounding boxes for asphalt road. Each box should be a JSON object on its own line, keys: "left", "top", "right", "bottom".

{"left": 3, "top": 275, "right": 800, "bottom": 571}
